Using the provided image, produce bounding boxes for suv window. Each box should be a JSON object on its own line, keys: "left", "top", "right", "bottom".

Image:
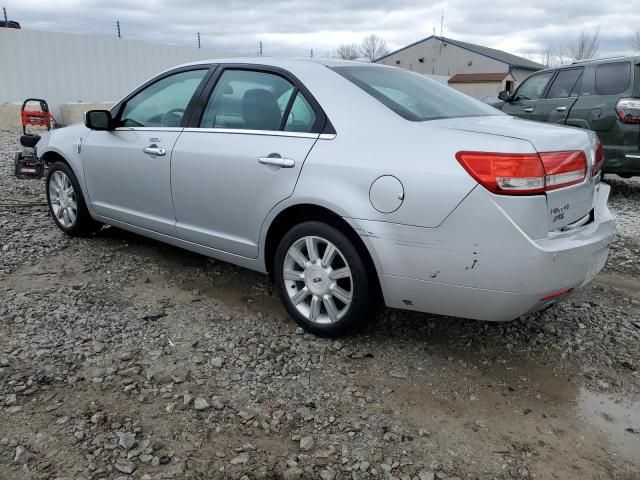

{"left": 546, "top": 68, "right": 583, "bottom": 98}
{"left": 200, "top": 70, "right": 295, "bottom": 131}
{"left": 332, "top": 66, "right": 500, "bottom": 121}
{"left": 120, "top": 69, "right": 207, "bottom": 128}
{"left": 513, "top": 72, "right": 554, "bottom": 101}
{"left": 595, "top": 62, "right": 631, "bottom": 95}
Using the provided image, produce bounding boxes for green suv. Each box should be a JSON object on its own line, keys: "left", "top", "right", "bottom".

{"left": 493, "top": 56, "right": 640, "bottom": 177}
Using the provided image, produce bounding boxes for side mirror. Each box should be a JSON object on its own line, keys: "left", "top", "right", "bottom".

{"left": 84, "top": 110, "right": 113, "bottom": 131}
{"left": 498, "top": 90, "right": 511, "bottom": 102}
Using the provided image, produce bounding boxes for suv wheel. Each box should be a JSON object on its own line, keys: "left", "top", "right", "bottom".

{"left": 46, "top": 162, "right": 101, "bottom": 236}
{"left": 274, "top": 221, "right": 372, "bottom": 337}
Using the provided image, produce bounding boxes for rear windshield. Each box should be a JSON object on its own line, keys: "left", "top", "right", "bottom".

{"left": 331, "top": 65, "right": 502, "bottom": 121}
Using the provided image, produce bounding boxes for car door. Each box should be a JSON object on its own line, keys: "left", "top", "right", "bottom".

{"left": 170, "top": 67, "right": 325, "bottom": 258}
{"left": 501, "top": 71, "right": 555, "bottom": 120}
{"left": 528, "top": 67, "right": 583, "bottom": 125}
{"left": 82, "top": 67, "right": 210, "bottom": 235}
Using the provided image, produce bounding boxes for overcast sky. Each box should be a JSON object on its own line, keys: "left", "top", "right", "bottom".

{"left": 5, "top": 0, "right": 640, "bottom": 61}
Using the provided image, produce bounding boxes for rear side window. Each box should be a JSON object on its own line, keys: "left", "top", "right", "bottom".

{"left": 200, "top": 70, "right": 295, "bottom": 131}
{"left": 332, "top": 66, "right": 501, "bottom": 121}
{"left": 546, "top": 68, "right": 583, "bottom": 99}
{"left": 284, "top": 92, "right": 317, "bottom": 132}
{"left": 595, "top": 62, "right": 631, "bottom": 95}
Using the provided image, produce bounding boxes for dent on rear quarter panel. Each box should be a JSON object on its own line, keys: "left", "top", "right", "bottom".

{"left": 344, "top": 186, "right": 546, "bottom": 295}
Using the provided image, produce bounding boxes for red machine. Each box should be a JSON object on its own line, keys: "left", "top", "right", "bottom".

{"left": 14, "top": 98, "right": 57, "bottom": 179}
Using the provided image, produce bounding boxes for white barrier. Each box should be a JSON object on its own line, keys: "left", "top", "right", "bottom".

{"left": 0, "top": 28, "right": 240, "bottom": 122}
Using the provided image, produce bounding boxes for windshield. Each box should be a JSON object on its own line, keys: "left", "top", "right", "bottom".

{"left": 332, "top": 65, "right": 503, "bottom": 121}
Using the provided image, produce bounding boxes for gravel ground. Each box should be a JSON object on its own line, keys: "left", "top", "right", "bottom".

{"left": 1, "top": 128, "right": 640, "bottom": 480}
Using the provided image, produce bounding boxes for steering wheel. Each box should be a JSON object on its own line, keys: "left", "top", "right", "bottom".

{"left": 161, "top": 108, "right": 185, "bottom": 127}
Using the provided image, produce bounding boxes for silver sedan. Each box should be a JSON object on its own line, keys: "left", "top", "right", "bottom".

{"left": 37, "top": 58, "right": 615, "bottom": 336}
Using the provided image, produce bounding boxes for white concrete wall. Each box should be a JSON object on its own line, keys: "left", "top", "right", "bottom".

{"left": 0, "top": 28, "right": 240, "bottom": 124}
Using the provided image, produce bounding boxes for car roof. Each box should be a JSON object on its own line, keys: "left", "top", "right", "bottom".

{"left": 570, "top": 55, "right": 640, "bottom": 66}
{"left": 174, "top": 57, "right": 388, "bottom": 70}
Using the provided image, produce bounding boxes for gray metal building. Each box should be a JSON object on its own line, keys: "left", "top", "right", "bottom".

{"left": 375, "top": 35, "right": 543, "bottom": 87}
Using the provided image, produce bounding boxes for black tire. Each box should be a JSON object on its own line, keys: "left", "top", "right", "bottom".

{"left": 46, "top": 162, "right": 101, "bottom": 236}
{"left": 274, "top": 221, "right": 373, "bottom": 337}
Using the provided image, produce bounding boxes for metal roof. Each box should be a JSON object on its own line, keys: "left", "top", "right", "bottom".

{"left": 448, "top": 72, "right": 513, "bottom": 83}
{"left": 375, "top": 35, "right": 545, "bottom": 71}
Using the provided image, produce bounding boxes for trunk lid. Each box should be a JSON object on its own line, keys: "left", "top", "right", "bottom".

{"left": 437, "top": 115, "right": 598, "bottom": 232}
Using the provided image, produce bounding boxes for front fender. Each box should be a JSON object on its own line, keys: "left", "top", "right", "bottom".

{"left": 38, "top": 124, "right": 94, "bottom": 214}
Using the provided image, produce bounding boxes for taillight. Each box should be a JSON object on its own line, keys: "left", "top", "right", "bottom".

{"left": 615, "top": 98, "right": 640, "bottom": 124}
{"left": 540, "top": 151, "right": 587, "bottom": 190}
{"left": 456, "top": 150, "right": 587, "bottom": 196}
{"left": 593, "top": 141, "right": 604, "bottom": 177}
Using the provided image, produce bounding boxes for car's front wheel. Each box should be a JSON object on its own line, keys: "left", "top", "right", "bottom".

{"left": 46, "top": 162, "right": 100, "bottom": 236}
{"left": 274, "top": 221, "right": 373, "bottom": 336}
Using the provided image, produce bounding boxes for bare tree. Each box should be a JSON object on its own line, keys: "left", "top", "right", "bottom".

{"left": 542, "top": 42, "right": 566, "bottom": 67}
{"left": 633, "top": 31, "right": 640, "bottom": 52}
{"left": 359, "top": 34, "right": 389, "bottom": 62}
{"left": 568, "top": 29, "right": 600, "bottom": 62}
{"left": 336, "top": 43, "right": 360, "bottom": 60}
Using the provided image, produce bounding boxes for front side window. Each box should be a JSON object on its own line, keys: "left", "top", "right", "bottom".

{"left": 200, "top": 70, "right": 295, "bottom": 131}
{"left": 120, "top": 69, "right": 207, "bottom": 128}
{"left": 546, "top": 68, "right": 583, "bottom": 99}
{"left": 595, "top": 62, "right": 631, "bottom": 95}
{"left": 332, "top": 65, "right": 501, "bottom": 121}
{"left": 513, "top": 72, "right": 554, "bottom": 101}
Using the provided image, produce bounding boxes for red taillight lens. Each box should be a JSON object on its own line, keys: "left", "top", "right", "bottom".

{"left": 593, "top": 141, "right": 604, "bottom": 177}
{"left": 456, "top": 150, "right": 587, "bottom": 196}
{"left": 540, "top": 150, "right": 587, "bottom": 190}
{"left": 455, "top": 152, "right": 545, "bottom": 195}
{"left": 615, "top": 98, "right": 640, "bottom": 124}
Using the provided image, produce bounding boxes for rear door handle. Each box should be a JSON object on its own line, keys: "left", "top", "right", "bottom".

{"left": 258, "top": 156, "right": 295, "bottom": 168}
{"left": 523, "top": 107, "right": 534, "bottom": 113}
{"left": 555, "top": 106, "right": 567, "bottom": 112}
{"left": 143, "top": 145, "right": 166, "bottom": 156}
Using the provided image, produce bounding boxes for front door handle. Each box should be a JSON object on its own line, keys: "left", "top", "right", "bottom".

{"left": 143, "top": 145, "right": 166, "bottom": 156}
{"left": 523, "top": 107, "right": 534, "bottom": 113}
{"left": 258, "top": 156, "right": 295, "bottom": 168}
{"left": 555, "top": 106, "right": 567, "bottom": 112}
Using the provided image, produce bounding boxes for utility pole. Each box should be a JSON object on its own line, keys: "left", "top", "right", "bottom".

{"left": 116, "top": 20, "right": 121, "bottom": 39}
{"left": 3, "top": 7, "right": 8, "bottom": 24}
{"left": 258, "top": 41, "right": 263, "bottom": 56}
{"left": 310, "top": 49, "right": 314, "bottom": 58}
{"left": 197, "top": 32, "right": 201, "bottom": 49}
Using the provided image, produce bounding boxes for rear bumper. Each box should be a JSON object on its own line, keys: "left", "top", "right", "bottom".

{"left": 603, "top": 146, "right": 640, "bottom": 175}
{"left": 348, "top": 184, "right": 615, "bottom": 322}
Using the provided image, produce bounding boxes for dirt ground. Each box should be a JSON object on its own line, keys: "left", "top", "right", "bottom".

{"left": 1, "top": 129, "right": 639, "bottom": 480}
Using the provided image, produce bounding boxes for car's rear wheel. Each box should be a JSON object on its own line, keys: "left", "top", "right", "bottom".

{"left": 274, "top": 221, "right": 372, "bottom": 336}
{"left": 46, "top": 162, "right": 100, "bottom": 236}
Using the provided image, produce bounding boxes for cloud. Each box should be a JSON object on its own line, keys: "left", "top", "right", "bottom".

{"left": 4, "top": 0, "right": 640, "bottom": 60}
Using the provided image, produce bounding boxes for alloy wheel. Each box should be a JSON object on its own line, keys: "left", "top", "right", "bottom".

{"left": 283, "top": 235, "right": 353, "bottom": 324}
{"left": 49, "top": 171, "right": 78, "bottom": 227}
